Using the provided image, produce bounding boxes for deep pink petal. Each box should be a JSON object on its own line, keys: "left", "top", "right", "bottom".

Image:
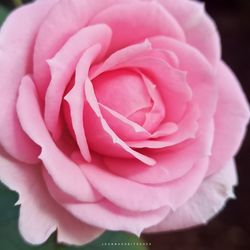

{"left": 127, "top": 56, "right": 191, "bottom": 122}
{"left": 92, "top": 45, "right": 192, "bottom": 123}
{"left": 151, "top": 122, "right": 178, "bottom": 138}
{"left": 99, "top": 103, "right": 151, "bottom": 141}
{"left": 208, "top": 62, "right": 250, "bottom": 175}
{"left": 93, "top": 69, "right": 152, "bottom": 119}
{"left": 145, "top": 159, "right": 237, "bottom": 233}
{"left": 90, "top": 1, "right": 185, "bottom": 55}
{"left": 140, "top": 74, "right": 166, "bottom": 132}
{"left": 0, "top": 0, "right": 56, "bottom": 163}
{"left": 127, "top": 103, "right": 200, "bottom": 148}
{"left": 16, "top": 76, "right": 98, "bottom": 202}
{"left": 156, "top": 0, "right": 221, "bottom": 65}
{"left": 0, "top": 149, "right": 103, "bottom": 245}
{"left": 44, "top": 24, "right": 112, "bottom": 140}
{"left": 84, "top": 78, "right": 156, "bottom": 165}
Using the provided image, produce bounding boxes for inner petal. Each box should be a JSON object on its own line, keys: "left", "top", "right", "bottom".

{"left": 93, "top": 69, "right": 152, "bottom": 124}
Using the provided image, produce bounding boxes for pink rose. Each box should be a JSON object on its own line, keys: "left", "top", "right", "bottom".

{"left": 0, "top": 0, "right": 249, "bottom": 246}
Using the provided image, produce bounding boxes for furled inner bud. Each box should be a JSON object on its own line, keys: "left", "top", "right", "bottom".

{"left": 93, "top": 69, "right": 153, "bottom": 125}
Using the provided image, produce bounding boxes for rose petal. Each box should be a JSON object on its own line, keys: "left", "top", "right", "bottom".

{"left": 99, "top": 103, "right": 151, "bottom": 141}
{"left": 151, "top": 122, "right": 178, "bottom": 138}
{"left": 126, "top": 55, "right": 191, "bottom": 122}
{"left": 0, "top": 149, "right": 103, "bottom": 245}
{"left": 93, "top": 69, "right": 152, "bottom": 120}
{"left": 84, "top": 78, "right": 156, "bottom": 165}
{"left": 93, "top": 47, "right": 192, "bottom": 123}
{"left": 208, "top": 62, "right": 250, "bottom": 175}
{"left": 0, "top": 0, "right": 56, "bottom": 163}
{"left": 45, "top": 24, "right": 112, "bottom": 140}
{"left": 16, "top": 76, "right": 98, "bottom": 202}
{"left": 105, "top": 120, "right": 214, "bottom": 184}
{"left": 90, "top": 1, "right": 185, "bottom": 55}
{"left": 144, "top": 159, "right": 237, "bottom": 232}
{"left": 126, "top": 103, "right": 200, "bottom": 148}
{"left": 33, "top": 0, "right": 130, "bottom": 98}
{"left": 90, "top": 40, "right": 152, "bottom": 79}
{"left": 149, "top": 36, "right": 217, "bottom": 123}
{"left": 156, "top": 0, "right": 221, "bottom": 65}
{"left": 82, "top": 155, "right": 209, "bottom": 211}
{"left": 140, "top": 73, "right": 166, "bottom": 133}
{"left": 64, "top": 45, "right": 102, "bottom": 162}
{"left": 64, "top": 199, "right": 169, "bottom": 237}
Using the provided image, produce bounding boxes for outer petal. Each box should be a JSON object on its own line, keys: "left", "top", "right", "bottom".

{"left": 0, "top": 149, "right": 103, "bottom": 245}
{"left": 208, "top": 62, "right": 250, "bottom": 175}
{"left": 0, "top": 0, "right": 57, "bottom": 163}
{"left": 155, "top": 0, "right": 221, "bottom": 65}
{"left": 144, "top": 159, "right": 237, "bottom": 233}
{"left": 64, "top": 200, "right": 169, "bottom": 237}
{"left": 90, "top": 1, "right": 185, "bottom": 54}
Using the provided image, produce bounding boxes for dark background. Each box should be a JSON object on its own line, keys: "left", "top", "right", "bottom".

{"left": 1, "top": 0, "right": 250, "bottom": 250}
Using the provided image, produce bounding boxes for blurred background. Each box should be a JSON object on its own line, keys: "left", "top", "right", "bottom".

{"left": 0, "top": 0, "right": 249, "bottom": 250}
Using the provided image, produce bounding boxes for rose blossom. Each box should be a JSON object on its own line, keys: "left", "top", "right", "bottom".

{"left": 0, "top": 0, "right": 249, "bottom": 246}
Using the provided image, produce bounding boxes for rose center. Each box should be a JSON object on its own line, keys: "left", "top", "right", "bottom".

{"left": 93, "top": 69, "right": 153, "bottom": 125}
